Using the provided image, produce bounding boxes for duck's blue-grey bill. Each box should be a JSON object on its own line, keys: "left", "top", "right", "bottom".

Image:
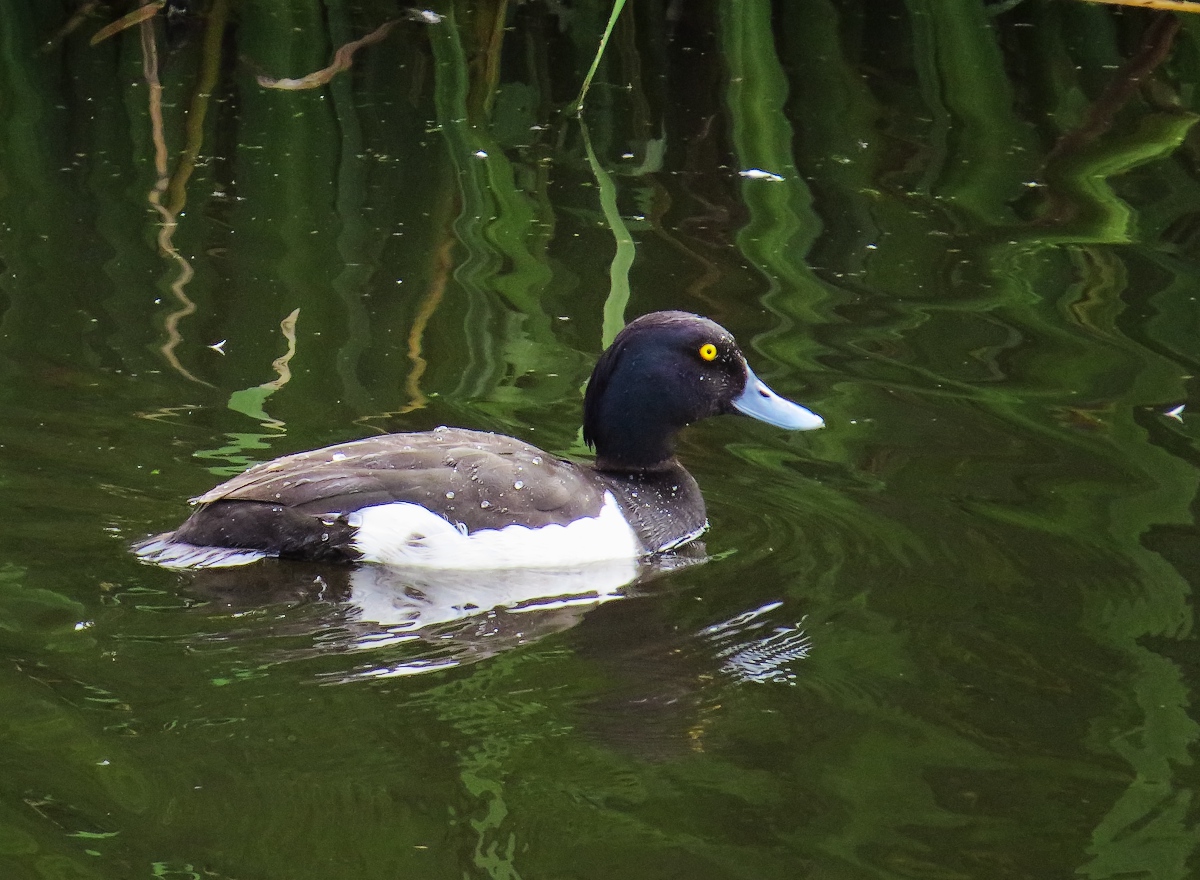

{"left": 733, "top": 367, "right": 824, "bottom": 430}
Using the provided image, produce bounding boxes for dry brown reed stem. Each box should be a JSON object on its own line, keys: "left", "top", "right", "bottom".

{"left": 1047, "top": 13, "right": 1182, "bottom": 164}
{"left": 167, "top": 0, "right": 229, "bottom": 215}
{"left": 1080, "top": 0, "right": 1200, "bottom": 12}
{"left": 472, "top": 2, "right": 509, "bottom": 117}
{"left": 257, "top": 20, "right": 399, "bottom": 90}
{"left": 401, "top": 233, "right": 455, "bottom": 414}
{"left": 265, "top": 310, "right": 302, "bottom": 393}
{"left": 1041, "top": 13, "right": 1183, "bottom": 225}
{"left": 42, "top": 1, "right": 100, "bottom": 52}
{"left": 139, "top": 9, "right": 206, "bottom": 385}
{"left": 91, "top": 0, "right": 163, "bottom": 45}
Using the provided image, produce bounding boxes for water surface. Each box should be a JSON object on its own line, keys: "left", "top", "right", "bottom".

{"left": 1, "top": 2, "right": 1199, "bottom": 878}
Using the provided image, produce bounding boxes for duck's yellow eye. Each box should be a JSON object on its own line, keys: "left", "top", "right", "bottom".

{"left": 699, "top": 343, "right": 718, "bottom": 362}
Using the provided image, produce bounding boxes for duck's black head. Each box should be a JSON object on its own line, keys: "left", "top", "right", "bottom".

{"left": 583, "top": 311, "right": 823, "bottom": 472}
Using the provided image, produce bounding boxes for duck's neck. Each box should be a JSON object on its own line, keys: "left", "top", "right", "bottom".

{"left": 585, "top": 380, "right": 685, "bottom": 472}
{"left": 593, "top": 449, "right": 677, "bottom": 473}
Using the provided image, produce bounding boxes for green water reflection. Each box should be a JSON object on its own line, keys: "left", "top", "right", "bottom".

{"left": 1, "top": 1, "right": 1199, "bottom": 878}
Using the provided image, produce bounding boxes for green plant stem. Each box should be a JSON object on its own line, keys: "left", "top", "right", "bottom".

{"left": 570, "top": 0, "right": 625, "bottom": 115}
{"left": 580, "top": 118, "right": 634, "bottom": 347}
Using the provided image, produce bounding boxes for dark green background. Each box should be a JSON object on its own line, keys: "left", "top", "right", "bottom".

{"left": 2, "top": 1, "right": 1199, "bottom": 877}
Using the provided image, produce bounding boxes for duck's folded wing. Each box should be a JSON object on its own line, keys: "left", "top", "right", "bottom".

{"left": 190, "top": 430, "right": 607, "bottom": 531}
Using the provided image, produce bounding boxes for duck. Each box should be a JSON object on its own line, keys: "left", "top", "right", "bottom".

{"left": 134, "top": 311, "right": 823, "bottom": 570}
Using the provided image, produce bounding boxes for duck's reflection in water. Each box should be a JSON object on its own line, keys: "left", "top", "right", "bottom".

{"left": 567, "top": 592, "right": 813, "bottom": 760}
{"left": 181, "top": 549, "right": 812, "bottom": 759}
{"left": 182, "top": 549, "right": 707, "bottom": 679}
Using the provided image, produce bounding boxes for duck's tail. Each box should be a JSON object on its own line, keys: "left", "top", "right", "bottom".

{"left": 132, "top": 532, "right": 269, "bottom": 570}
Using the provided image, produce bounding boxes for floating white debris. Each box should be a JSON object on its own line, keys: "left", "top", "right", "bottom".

{"left": 473, "top": 150, "right": 488, "bottom": 159}
{"left": 406, "top": 8, "right": 445, "bottom": 24}
{"left": 738, "top": 168, "right": 784, "bottom": 182}
{"left": 1166, "top": 404, "right": 1186, "bottom": 421}
{"left": 207, "top": 340, "right": 227, "bottom": 355}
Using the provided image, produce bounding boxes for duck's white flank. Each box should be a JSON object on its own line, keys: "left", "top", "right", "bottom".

{"left": 351, "top": 490, "right": 642, "bottom": 568}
